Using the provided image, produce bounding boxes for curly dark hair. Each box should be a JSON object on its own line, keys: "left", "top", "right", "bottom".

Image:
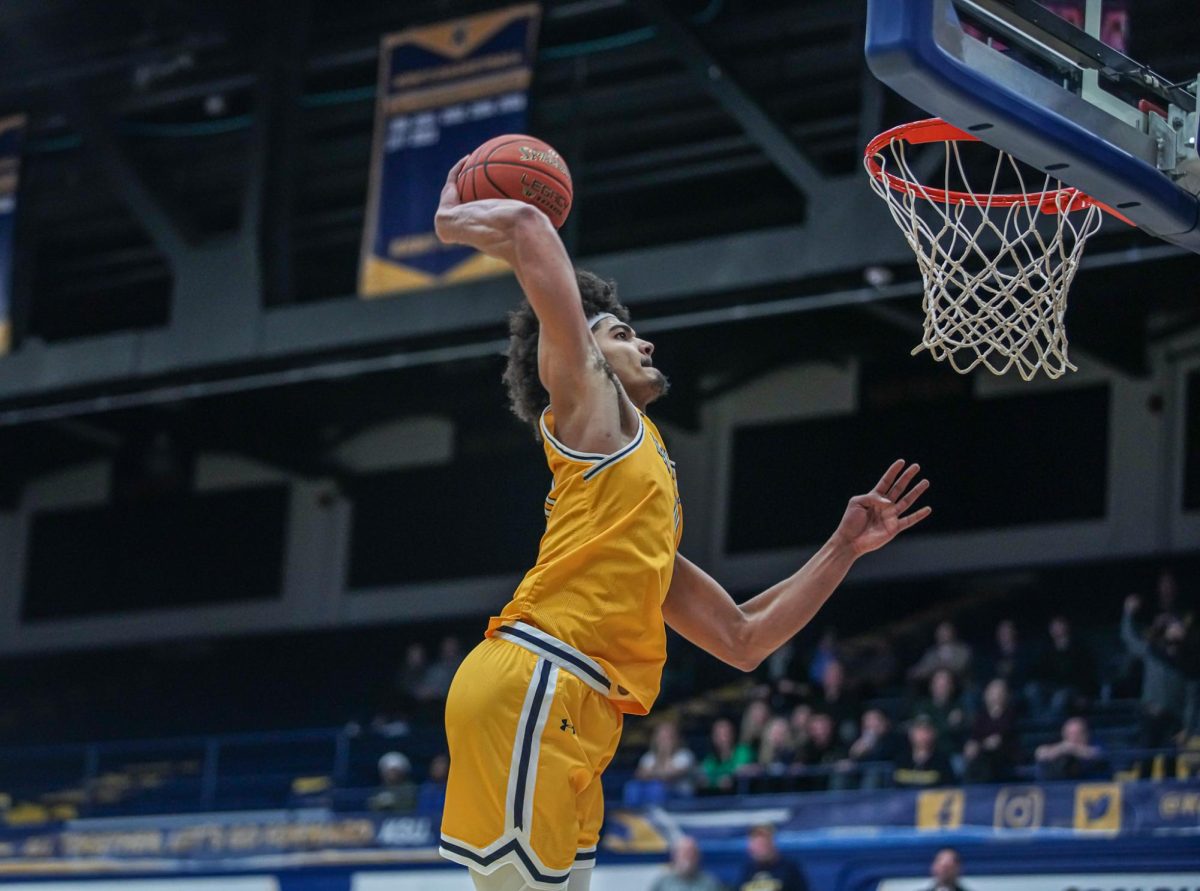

{"left": 502, "top": 268, "right": 631, "bottom": 435}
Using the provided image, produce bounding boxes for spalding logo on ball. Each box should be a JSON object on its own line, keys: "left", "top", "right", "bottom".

{"left": 457, "top": 135, "right": 574, "bottom": 229}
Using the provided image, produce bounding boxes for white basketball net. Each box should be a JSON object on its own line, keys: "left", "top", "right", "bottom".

{"left": 866, "top": 128, "right": 1105, "bottom": 380}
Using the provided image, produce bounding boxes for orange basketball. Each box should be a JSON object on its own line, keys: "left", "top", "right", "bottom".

{"left": 456, "top": 134, "right": 573, "bottom": 229}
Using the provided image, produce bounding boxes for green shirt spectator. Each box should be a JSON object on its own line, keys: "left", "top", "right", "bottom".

{"left": 700, "top": 718, "right": 754, "bottom": 793}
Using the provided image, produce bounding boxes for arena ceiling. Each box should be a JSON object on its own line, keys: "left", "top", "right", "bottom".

{"left": 0, "top": 0, "right": 1197, "bottom": 490}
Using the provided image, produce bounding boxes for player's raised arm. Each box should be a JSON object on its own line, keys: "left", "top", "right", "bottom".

{"left": 434, "top": 158, "right": 621, "bottom": 440}
{"left": 662, "top": 460, "right": 931, "bottom": 672}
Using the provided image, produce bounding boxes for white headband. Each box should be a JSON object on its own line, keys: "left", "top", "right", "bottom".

{"left": 587, "top": 312, "right": 617, "bottom": 330}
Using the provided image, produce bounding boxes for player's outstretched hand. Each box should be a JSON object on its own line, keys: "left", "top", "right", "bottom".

{"left": 833, "top": 460, "right": 931, "bottom": 556}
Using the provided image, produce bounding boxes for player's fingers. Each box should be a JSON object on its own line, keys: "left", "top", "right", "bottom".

{"left": 873, "top": 459, "right": 905, "bottom": 494}
{"left": 895, "top": 478, "right": 930, "bottom": 513}
{"left": 897, "top": 505, "right": 932, "bottom": 530}
{"left": 446, "top": 155, "right": 469, "bottom": 185}
{"left": 854, "top": 492, "right": 891, "bottom": 511}
{"left": 886, "top": 463, "right": 920, "bottom": 500}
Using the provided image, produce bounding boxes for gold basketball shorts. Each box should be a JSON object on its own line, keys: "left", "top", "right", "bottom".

{"left": 439, "top": 622, "right": 623, "bottom": 889}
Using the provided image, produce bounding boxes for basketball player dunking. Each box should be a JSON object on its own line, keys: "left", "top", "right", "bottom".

{"left": 432, "top": 157, "right": 931, "bottom": 891}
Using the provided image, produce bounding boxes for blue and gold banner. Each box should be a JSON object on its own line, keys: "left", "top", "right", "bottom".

{"left": 358, "top": 5, "right": 541, "bottom": 297}
{"left": 603, "top": 780, "right": 1200, "bottom": 853}
{"left": 0, "top": 782, "right": 1193, "bottom": 877}
{"left": 0, "top": 114, "right": 24, "bottom": 355}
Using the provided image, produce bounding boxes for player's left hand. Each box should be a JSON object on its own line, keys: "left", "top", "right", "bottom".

{"left": 833, "top": 460, "right": 931, "bottom": 556}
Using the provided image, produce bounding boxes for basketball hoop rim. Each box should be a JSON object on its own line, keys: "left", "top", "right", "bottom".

{"left": 864, "top": 117, "right": 1132, "bottom": 222}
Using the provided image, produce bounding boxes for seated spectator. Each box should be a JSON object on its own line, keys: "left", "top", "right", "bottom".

{"left": 788, "top": 703, "right": 813, "bottom": 745}
{"left": 893, "top": 717, "right": 955, "bottom": 787}
{"left": 636, "top": 720, "right": 696, "bottom": 798}
{"left": 1035, "top": 717, "right": 1107, "bottom": 781}
{"left": 737, "top": 824, "right": 809, "bottom": 891}
{"left": 1122, "top": 594, "right": 1192, "bottom": 748}
{"left": 757, "top": 717, "right": 798, "bottom": 773}
{"left": 416, "top": 753, "right": 449, "bottom": 818}
{"left": 913, "top": 669, "right": 968, "bottom": 751}
{"left": 839, "top": 708, "right": 901, "bottom": 790}
{"left": 739, "top": 699, "right": 772, "bottom": 752}
{"left": 847, "top": 708, "right": 902, "bottom": 763}
{"left": 1029, "top": 616, "right": 1096, "bottom": 717}
{"left": 650, "top": 835, "right": 726, "bottom": 891}
{"left": 964, "top": 679, "right": 1020, "bottom": 783}
{"left": 368, "top": 751, "right": 417, "bottom": 812}
{"left": 699, "top": 718, "right": 754, "bottom": 794}
{"left": 908, "top": 621, "right": 973, "bottom": 684}
{"left": 924, "top": 848, "right": 970, "bottom": 891}
{"left": 800, "top": 712, "right": 845, "bottom": 766}
{"left": 416, "top": 636, "right": 464, "bottom": 702}
{"left": 815, "top": 661, "right": 862, "bottom": 745}
{"left": 977, "top": 619, "right": 1031, "bottom": 694}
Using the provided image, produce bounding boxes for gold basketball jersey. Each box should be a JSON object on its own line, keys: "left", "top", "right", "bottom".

{"left": 487, "top": 406, "right": 682, "bottom": 715}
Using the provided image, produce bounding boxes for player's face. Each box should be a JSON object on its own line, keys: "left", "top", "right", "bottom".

{"left": 595, "top": 319, "right": 669, "bottom": 406}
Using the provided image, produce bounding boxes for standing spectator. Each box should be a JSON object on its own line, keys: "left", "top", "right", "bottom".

{"left": 369, "top": 751, "right": 417, "bottom": 812}
{"left": 1154, "top": 570, "right": 1184, "bottom": 623}
{"left": 700, "top": 718, "right": 754, "bottom": 794}
{"left": 416, "top": 636, "right": 464, "bottom": 702}
{"left": 1029, "top": 616, "right": 1096, "bottom": 717}
{"left": 923, "top": 848, "right": 970, "bottom": 891}
{"left": 963, "top": 679, "right": 1020, "bottom": 783}
{"left": 908, "top": 621, "right": 973, "bottom": 684}
{"left": 893, "top": 717, "right": 955, "bottom": 788}
{"left": 913, "top": 669, "right": 968, "bottom": 751}
{"left": 1034, "top": 717, "right": 1107, "bottom": 781}
{"left": 635, "top": 720, "right": 697, "bottom": 798}
{"left": 739, "top": 700, "right": 772, "bottom": 751}
{"left": 840, "top": 708, "right": 901, "bottom": 789}
{"left": 416, "top": 753, "right": 449, "bottom": 818}
{"left": 815, "top": 661, "right": 862, "bottom": 745}
{"left": 395, "top": 642, "right": 428, "bottom": 704}
{"left": 1122, "top": 595, "right": 1192, "bottom": 748}
{"left": 650, "top": 836, "right": 726, "bottom": 891}
{"left": 977, "top": 620, "right": 1031, "bottom": 693}
{"left": 736, "top": 825, "right": 809, "bottom": 891}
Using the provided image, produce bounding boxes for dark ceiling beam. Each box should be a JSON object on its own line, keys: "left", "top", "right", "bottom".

{"left": 1, "top": 237, "right": 1187, "bottom": 427}
{"left": 636, "top": 0, "right": 828, "bottom": 198}
{"left": 244, "top": 0, "right": 312, "bottom": 306}
{"left": 5, "top": 18, "right": 196, "bottom": 269}
{"left": 0, "top": 34, "right": 228, "bottom": 105}
{"left": 68, "top": 105, "right": 194, "bottom": 267}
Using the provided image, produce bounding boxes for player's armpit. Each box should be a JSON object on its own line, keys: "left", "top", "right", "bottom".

{"left": 662, "top": 554, "right": 758, "bottom": 672}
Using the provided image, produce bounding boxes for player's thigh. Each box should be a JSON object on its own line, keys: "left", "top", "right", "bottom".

{"left": 443, "top": 639, "right": 535, "bottom": 846}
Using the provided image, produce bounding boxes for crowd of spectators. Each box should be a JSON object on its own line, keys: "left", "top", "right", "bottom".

{"left": 365, "top": 571, "right": 1197, "bottom": 816}
{"left": 625, "top": 570, "right": 1199, "bottom": 803}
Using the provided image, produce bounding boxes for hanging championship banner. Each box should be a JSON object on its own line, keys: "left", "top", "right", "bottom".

{"left": 358, "top": 5, "right": 541, "bottom": 298}
{"left": 0, "top": 115, "right": 24, "bottom": 354}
